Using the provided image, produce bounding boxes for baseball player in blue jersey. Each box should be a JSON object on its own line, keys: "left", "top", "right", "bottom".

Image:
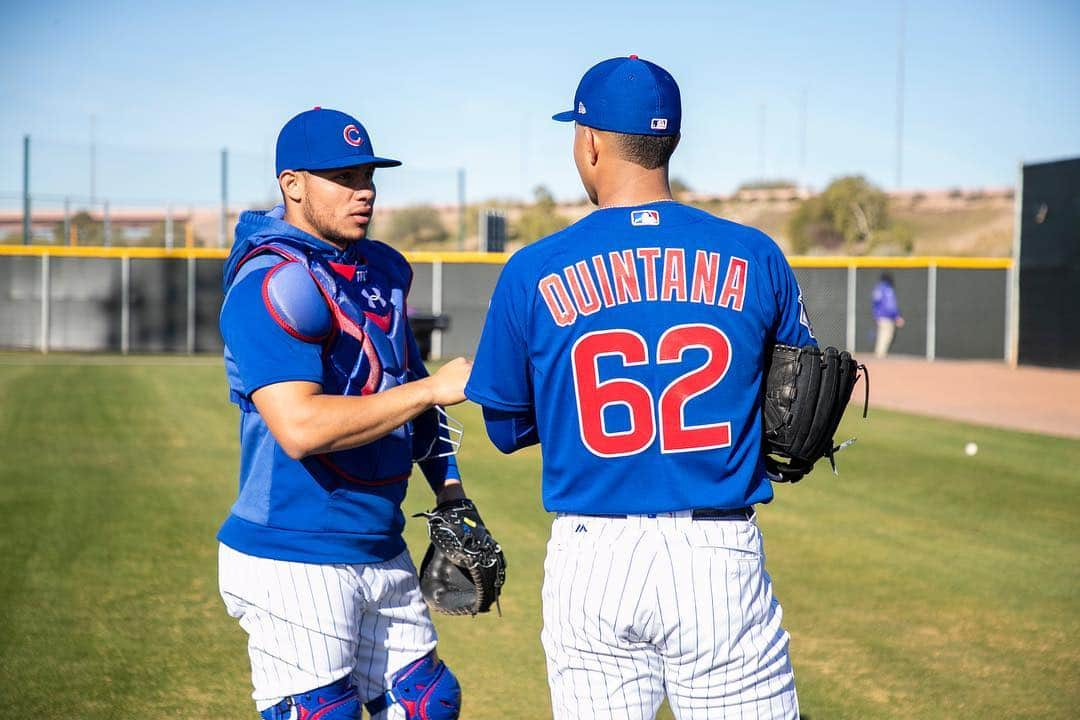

{"left": 466, "top": 57, "right": 814, "bottom": 719}
{"left": 218, "top": 107, "right": 475, "bottom": 720}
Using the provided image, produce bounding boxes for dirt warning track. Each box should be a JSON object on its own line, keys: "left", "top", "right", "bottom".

{"left": 855, "top": 356, "right": 1080, "bottom": 439}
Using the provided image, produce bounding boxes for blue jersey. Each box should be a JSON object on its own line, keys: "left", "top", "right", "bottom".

{"left": 218, "top": 208, "right": 457, "bottom": 564}
{"left": 872, "top": 281, "right": 901, "bottom": 321}
{"left": 465, "top": 202, "right": 815, "bottom": 515}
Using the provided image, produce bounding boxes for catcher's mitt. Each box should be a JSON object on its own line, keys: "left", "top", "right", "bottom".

{"left": 415, "top": 498, "right": 506, "bottom": 616}
{"left": 763, "top": 344, "right": 868, "bottom": 483}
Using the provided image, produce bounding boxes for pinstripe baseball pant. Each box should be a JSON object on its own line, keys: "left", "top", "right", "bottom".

{"left": 219, "top": 543, "right": 437, "bottom": 718}
{"left": 541, "top": 511, "right": 798, "bottom": 719}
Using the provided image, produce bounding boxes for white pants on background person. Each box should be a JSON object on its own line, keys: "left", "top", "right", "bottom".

{"left": 218, "top": 543, "right": 437, "bottom": 718}
{"left": 541, "top": 512, "right": 799, "bottom": 720}
{"left": 875, "top": 318, "right": 897, "bottom": 358}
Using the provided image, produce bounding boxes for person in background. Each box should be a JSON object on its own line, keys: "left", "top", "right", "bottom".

{"left": 872, "top": 272, "right": 905, "bottom": 357}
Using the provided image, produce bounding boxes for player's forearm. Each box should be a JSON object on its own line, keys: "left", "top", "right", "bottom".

{"left": 419, "top": 452, "right": 462, "bottom": 493}
{"left": 253, "top": 358, "right": 471, "bottom": 459}
{"left": 278, "top": 379, "right": 439, "bottom": 459}
{"left": 435, "top": 478, "right": 466, "bottom": 504}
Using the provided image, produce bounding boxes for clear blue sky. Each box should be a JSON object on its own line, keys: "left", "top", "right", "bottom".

{"left": 1, "top": 0, "right": 1078, "bottom": 208}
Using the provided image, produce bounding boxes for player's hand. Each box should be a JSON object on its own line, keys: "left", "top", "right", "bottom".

{"left": 426, "top": 357, "right": 472, "bottom": 406}
{"left": 896, "top": 317, "right": 906, "bottom": 328}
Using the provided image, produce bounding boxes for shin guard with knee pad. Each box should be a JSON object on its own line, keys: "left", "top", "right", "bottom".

{"left": 364, "top": 652, "right": 461, "bottom": 719}
{"left": 259, "top": 677, "right": 361, "bottom": 720}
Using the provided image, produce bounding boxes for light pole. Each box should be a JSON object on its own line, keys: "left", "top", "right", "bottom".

{"left": 895, "top": 0, "right": 907, "bottom": 189}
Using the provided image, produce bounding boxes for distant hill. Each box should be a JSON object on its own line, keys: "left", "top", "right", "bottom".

{"left": 374, "top": 187, "right": 1015, "bottom": 257}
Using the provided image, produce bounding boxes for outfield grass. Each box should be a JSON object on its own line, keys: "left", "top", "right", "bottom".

{"left": 0, "top": 354, "right": 1077, "bottom": 719}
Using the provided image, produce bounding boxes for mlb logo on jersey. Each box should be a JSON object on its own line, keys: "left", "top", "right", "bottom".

{"left": 630, "top": 209, "right": 660, "bottom": 226}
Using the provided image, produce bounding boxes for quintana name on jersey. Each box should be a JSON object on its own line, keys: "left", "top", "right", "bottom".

{"left": 538, "top": 247, "right": 748, "bottom": 328}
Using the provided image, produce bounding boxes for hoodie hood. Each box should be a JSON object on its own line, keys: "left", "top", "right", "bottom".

{"left": 222, "top": 205, "right": 365, "bottom": 291}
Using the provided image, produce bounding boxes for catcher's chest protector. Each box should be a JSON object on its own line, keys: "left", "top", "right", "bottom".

{"left": 234, "top": 238, "right": 419, "bottom": 486}
{"left": 238, "top": 240, "right": 412, "bottom": 397}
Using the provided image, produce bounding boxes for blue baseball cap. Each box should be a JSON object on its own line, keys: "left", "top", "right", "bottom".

{"left": 552, "top": 55, "right": 681, "bottom": 136}
{"left": 275, "top": 107, "right": 401, "bottom": 176}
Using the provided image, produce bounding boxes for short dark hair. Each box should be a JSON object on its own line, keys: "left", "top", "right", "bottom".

{"left": 610, "top": 132, "right": 680, "bottom": 170}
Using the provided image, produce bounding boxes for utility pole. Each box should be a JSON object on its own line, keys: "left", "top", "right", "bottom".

{"left": 457, "top": 168, "right": 466, "bottom": 250}
{"left": 90, "top": 114, "right": 97, "bottom": 206}
{"left": 165, "top": 203, "right": 174, "bottom": 249}
{"left": 22, "top": 135, "right": 31, "bottom": 245}
{"left": 799, "top": 89, "right": 808, "bottom": 191}
{"left": 520, "top": 113, "right": 530, "bottom": 199}
{"left": 220, "top": 148, "right": 229, "bottom": 247}
{"left": 895, "top": 0, "right": 907, "bottom": 189}
{"left": 64, "top": 197, "right": 71, "bottom": 246}
{"left": 757, "top": 103, "right": 767, "bottom": 180}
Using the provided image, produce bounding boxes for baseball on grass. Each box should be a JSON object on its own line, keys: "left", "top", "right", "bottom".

{"left": 964, "top": 442, "right": 978, "bottom": 456}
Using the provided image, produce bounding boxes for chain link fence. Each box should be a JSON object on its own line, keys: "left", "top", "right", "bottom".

{"left": 0, "top": 250, "right": 1012, "bottom": 363}
{"left": 3, "top": 135, "right": 461, "bottom": 249}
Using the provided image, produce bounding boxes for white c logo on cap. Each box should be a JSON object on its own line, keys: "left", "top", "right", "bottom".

{"left": 343, "top": 125, "right": 364, "bottom": 147}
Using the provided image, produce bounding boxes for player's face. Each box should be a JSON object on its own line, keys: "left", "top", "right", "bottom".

{"left": 573, "top": 124, "right": 599, "bottom": 205}
{"left": 301, "top": 165, "right": 377, "bottom": 245}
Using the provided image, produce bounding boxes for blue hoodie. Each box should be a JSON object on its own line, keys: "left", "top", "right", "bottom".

{"left": 217, "top": 208, "right": 457, "bottom": 564}
{"left": 872, "top": 279, "right": 901, "bottom": 321}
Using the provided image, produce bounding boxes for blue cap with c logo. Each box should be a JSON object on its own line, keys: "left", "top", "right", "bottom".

{"left": 275, "top": 107, "right": 401, "bottom": 176}
{"left": 553, "top": 55, "right": 681, "bottom": 137}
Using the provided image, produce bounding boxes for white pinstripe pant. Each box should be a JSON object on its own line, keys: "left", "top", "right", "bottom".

{"left": 541, "top": 512, "right": 798, "bottom": 720}
{"left": 219, "top": 543, "right": 437, "bottom": 717}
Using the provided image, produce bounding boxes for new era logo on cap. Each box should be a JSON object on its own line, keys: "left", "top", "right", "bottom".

{"left": 578, "top": 101, "right": 587, "bottom": 114}
{"left": 630, "top": 210, "right": 660, "bottom": 226}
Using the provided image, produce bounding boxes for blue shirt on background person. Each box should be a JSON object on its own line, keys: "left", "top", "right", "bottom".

{"left": 871, "top": 272, "right": 904, "bottom": 357}
{"left": 872, "top": 273, "right": 902, "bottom": 321}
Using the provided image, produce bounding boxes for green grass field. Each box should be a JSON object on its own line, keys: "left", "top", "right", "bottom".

{"left": 1, "top": 354, "right": 1077, "bottom": 719}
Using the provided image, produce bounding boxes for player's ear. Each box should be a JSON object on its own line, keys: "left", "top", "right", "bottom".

{"left": 583, "top": 127, "right": 599, "bottom": 167}
{"left": 279, "top": 170, "right": 305, "bottom": 204}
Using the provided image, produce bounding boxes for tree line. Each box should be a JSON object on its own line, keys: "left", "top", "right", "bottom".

{"left": 379, "top": 175, "right": 912, "bottom": 255}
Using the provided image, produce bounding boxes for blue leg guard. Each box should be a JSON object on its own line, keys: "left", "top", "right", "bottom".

{"left": 364, "top": 652, "right": 461, "bottom": 719}
{"left": 259, "top": 676, "right": 361, "bottom": 720}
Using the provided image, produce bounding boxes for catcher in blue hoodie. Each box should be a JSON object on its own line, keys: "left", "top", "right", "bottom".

{"left": 218, "top": 108, "right": 472, "bottom": 720}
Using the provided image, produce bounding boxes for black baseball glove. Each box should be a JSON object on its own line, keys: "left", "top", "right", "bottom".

{"left": 415, "top": 498, "right": 506, "bottom": 616}
{"left": 762, "top": 344, "right": 868, "bottom": 483}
